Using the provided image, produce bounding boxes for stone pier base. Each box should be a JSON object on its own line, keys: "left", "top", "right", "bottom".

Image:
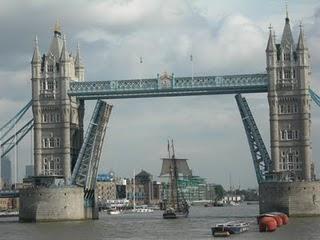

{"left": 19, "top": 186, "right": 97, "bottom": 222}
{"left": 259, "top": 181, "right": 320, "bottom": 216}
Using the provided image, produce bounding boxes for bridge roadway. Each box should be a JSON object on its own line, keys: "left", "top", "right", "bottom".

{"left": 69, "top": 73, "right": 268, "bottom": 99}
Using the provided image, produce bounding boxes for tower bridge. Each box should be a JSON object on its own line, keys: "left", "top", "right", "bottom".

{"left": 1, "top": 13, "right": 320, "bottom": 220}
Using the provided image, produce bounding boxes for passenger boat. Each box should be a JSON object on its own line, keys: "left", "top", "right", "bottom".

{"left": 211, "top": 221, "right": 249, "bottom": 235}
{"left": 161, "top": 140, "right": 191, "bottom": 219}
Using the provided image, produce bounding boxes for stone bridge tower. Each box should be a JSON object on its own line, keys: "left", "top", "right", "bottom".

{"left": 266, "top": 14, "right": 313, "bottom": 181}
{"left": 260, "top": 14, "right": 320, "bottom": 216}
{"left": 31, "top": 23, "right": 85, "bottom": 181}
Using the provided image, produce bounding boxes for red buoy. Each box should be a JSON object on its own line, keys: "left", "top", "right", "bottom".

{"left": 278, "top": 213, "right": 289, "bottom": 225}
{"left": 272, "top": 215, "right": 283, "bottom": 227}
{"left": 259, "top": 217, "right": 277, "bottom": 232}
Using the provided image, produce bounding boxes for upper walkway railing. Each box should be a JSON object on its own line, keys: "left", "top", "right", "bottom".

{"left": 69, "top": 73, "right": 268, "bottom": 99}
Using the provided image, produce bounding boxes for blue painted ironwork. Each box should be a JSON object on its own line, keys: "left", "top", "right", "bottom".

{"left": 68, "top": 73, "right": 268, "bottom": 99}
{"left": 0, "top": 190, "right": 19, "bottom": 198}
{"left": 1, "top": 119, "right": 34, "bottom": 158}
{"left": 0, "top": 100, "right": 32, "bottom": 141}
{"left": 235, "top": 94, "right": 272, "bottom": 184}
{"left": 309, "top": 89, "right": 320, "bottom": 107}
{"left": 71, "top": 100, "right": 112, "bottom": 198}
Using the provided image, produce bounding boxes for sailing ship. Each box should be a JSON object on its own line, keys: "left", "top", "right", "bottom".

{"left": 160, "top": 140, "right": 192, "bottom": 219}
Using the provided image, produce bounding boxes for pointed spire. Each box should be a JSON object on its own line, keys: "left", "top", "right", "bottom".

{"left": 297, "top": 23, "right": 306, "bottom": 50}
{"left": 54, "top": 19, "right": 62, "bottom": 35}
{"left": 266, "top": 25, "right": 276, "bottom": 52}
{"left": 31, "top": 35, "right": 41, "bottom": 63}
{"left": 60, "top": 35, "right": 69, "bottom": 62}
{"left": 285, "top": 0, "right": 289, "bottom": 21}
{"left": 281, "top": 5, "right": 294, "bottom": 48}
{"left": 75, "top": 42, "right": 83, "bottom": 66}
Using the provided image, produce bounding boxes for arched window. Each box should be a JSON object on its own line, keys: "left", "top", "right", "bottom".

{"left": 284, "top": 69, "right": 291, "bottom": 79}
{"left": 284, "top": 53, "right": 291, "bottom": 61}
{"left": 49, "top": 138, "right": 54, "bottom": 148}
{"left": 55, "top": 138, "right": 61, "bottom": 148}
{"left": 287, "top": 130, "right": 293, "bottom": 140}
{"left": 281, "top": 130, "right": 286, "bottom": 140}
{"left": 43, "top": 139, "right": 48, "bottom": 148}
{"left": 43, "top": 114, "right": 47, "bottom": 122}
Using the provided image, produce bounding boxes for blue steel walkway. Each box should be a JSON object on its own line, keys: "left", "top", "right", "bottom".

{"left": 69, "top": 73, "right": 268, "bottom": 99}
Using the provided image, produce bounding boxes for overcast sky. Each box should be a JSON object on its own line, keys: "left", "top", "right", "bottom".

{"left": 1, "top": 0, "right": 320, "bottom": 189}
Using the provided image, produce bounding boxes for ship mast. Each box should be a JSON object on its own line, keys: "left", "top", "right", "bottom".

{"left": 171, "top": 139, "right": 180, "bottom": 211}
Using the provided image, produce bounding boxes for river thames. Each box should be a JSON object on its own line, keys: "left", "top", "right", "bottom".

{"left": 0, "top": 204, "right": 319, "bottom": 240}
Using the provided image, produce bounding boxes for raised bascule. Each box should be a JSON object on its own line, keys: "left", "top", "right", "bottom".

{"left": 1, "top": 12, "right": 320, "bottom": 221}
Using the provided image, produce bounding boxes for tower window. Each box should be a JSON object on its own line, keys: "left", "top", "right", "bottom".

{"left": 43, "top": 114, "right": 47, "bottom": 122}
{"left": 49, "top": 138, "right": 54, "bottom": 148}
{"left": 281, "top": 130, "right": 286, "bottom": 140}
{"left": 56, "top": 138, "right": 61, "bottom": 148}
{"left": 294, "top": 130, "right": 299, "bottom": 140}
{"left": 50, "top": 160, "right": 55, "bottom": 170}
{"left": 48, "top": 65, "right": 54, "bottom": 72}
{"left": 50, "top": 114, "right": 55, "bottom": 122}
{"left": 43, "top": 139, "right": 48, "bottom": 148}
{"left": 47, "top": 81, "right": 54, "bottom": 90}
{"left": 284, "top": 69, "right": 291, "bottom": 79}
{"left": 287, "top": 131, "right": 293, "bottom": 140}
{"left": 284, "top": 53, "right": 291, "bottom": 61}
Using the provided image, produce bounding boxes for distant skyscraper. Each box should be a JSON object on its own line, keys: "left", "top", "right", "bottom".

{"left": 1, "top": 156, "right": 12, "bottom": 185}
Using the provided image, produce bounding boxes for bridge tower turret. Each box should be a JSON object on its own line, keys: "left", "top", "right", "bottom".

{"left": 31, "top": 36, "right": 42, "bottom": 176}
{"left": 266, "top": 14, "right": 313, "bottom": 181}
{"left": 296, "top": 25, "right": 313, "bottom": 180}
{"left": 266, "top": 27, "right": 279, "bottom": 172}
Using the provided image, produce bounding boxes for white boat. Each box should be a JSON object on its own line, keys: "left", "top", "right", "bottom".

{"left": 132, "top": 205, "right": 154, "bottom": 213}
{"left": 105, "top": 209, "right": 121, "bottom": 215}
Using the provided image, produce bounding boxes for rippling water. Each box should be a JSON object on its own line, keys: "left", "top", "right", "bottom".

{"left": 0, "top": 204, "right": 320, "bottom": 240}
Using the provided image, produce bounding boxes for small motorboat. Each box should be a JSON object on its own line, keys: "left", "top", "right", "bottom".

{"left": 105, "top": 208, "right": 121, "bottom": 215}
{"left": 211, "top": 221, "right": 249, "bottom": 235}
